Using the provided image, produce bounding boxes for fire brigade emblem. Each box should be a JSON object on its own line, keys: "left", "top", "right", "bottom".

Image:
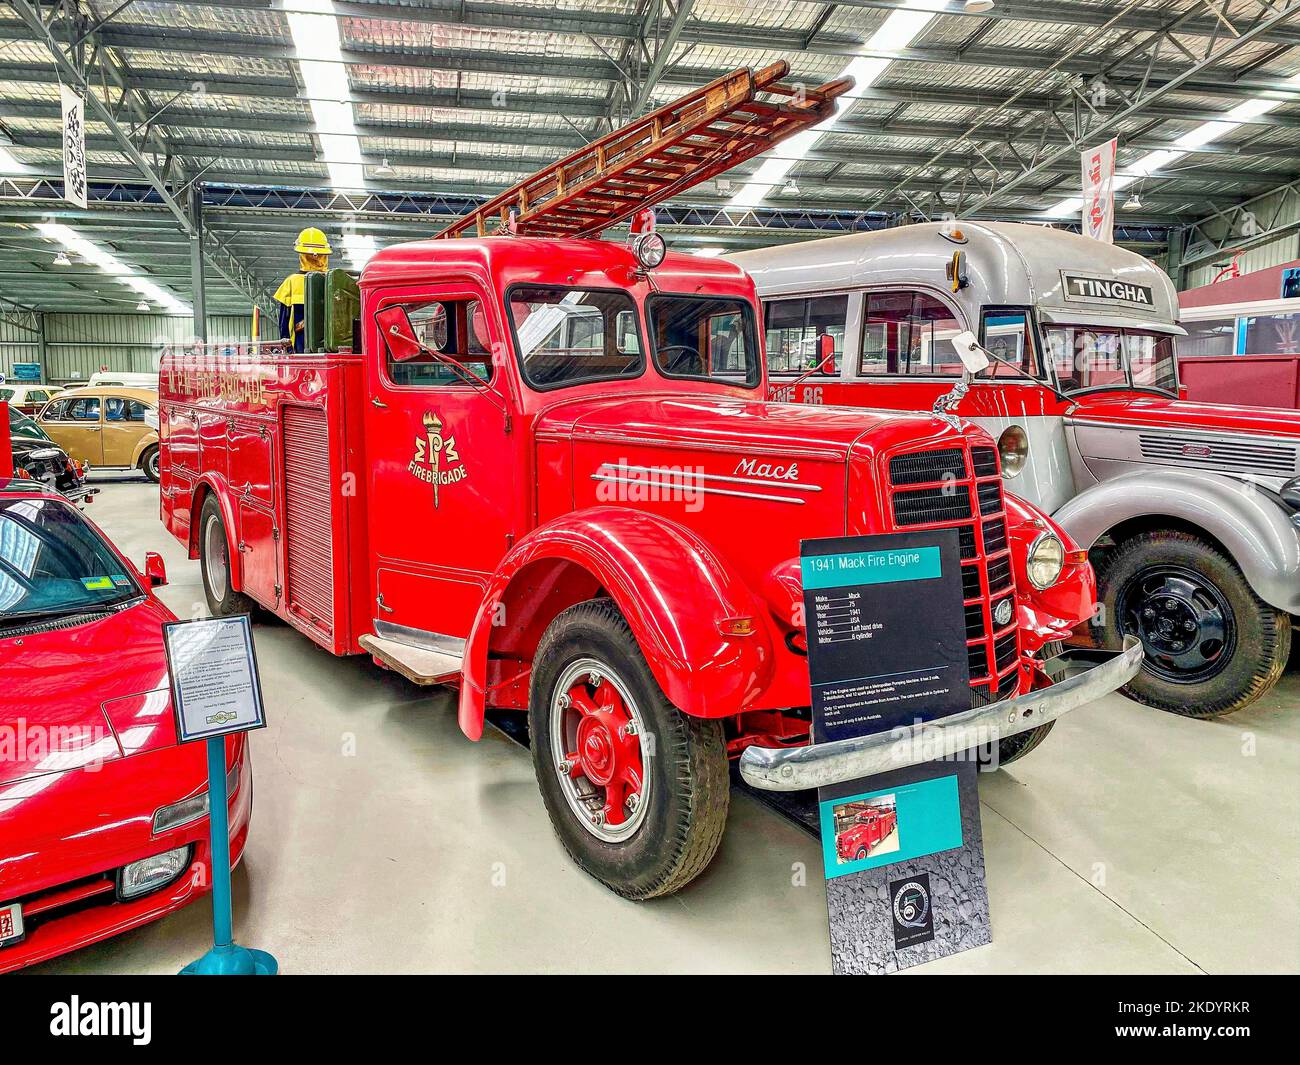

{"left": 409, "top": 410, "right": 468, "bottom": 507}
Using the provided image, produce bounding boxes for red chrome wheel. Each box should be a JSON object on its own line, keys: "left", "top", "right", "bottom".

{"left": 549, "top": 658, "right": 652, "bottom": 842}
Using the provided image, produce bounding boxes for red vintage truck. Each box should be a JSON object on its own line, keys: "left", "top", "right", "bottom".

{"left": 158, "top": 68, "right": 1140, "bottom": 899}
{"left": 835, "top": 805, "right": 898, "bottom": 863}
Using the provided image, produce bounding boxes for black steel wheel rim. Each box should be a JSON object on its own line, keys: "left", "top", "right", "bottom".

{"left": 1117, "top": 564, "right": 1236, "bottom": 684}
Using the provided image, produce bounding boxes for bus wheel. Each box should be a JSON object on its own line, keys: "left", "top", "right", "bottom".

{"left": 198, "top": 496, "right": 255, "bottom": 618}
{"left": 1097, "top": 530, "right": 1290, "bottom": 717}
{"left": 528, "top": 598, "right": 729, "bottom": 900}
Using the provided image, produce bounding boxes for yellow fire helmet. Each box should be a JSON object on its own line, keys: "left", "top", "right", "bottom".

{"left": 294, "top": 227, "right": 332, "bottom": 255}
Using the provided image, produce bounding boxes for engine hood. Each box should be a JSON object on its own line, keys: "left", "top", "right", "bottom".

{"left": 0, "top": 597, "right": 178, "bottom": 786}
{"left": 1070, "top": 393, "right": 1300, "bottom": 438}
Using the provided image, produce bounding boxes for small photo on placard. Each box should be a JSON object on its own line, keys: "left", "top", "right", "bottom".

{"left": 163, "top": 615, "right": 267, "bottom": 744}
{"left": 832, "top": 794, "right": 899, "bottom": 866}
{"left": 819, "top": 773, "right": 962, "bottom": 879}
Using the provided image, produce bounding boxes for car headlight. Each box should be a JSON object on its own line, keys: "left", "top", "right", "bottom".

{"left": 1026, "top": 531, "right": 1065, "bottom": 589}
{"left": 998, "top": 425, "right": 1029, "bottom": 477}
{"left": 1282, "top": 476, "right": 1300, "bottom": 512}
{"left": 117, "top": 845, "right": 191, "bottom": 900}
{"left": 152, "top": 760, "right": 240, "bottom": 833}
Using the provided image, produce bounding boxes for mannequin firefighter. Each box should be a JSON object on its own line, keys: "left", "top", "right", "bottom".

{"left": 275, "top": 228, "right": 332, "bottom": 352}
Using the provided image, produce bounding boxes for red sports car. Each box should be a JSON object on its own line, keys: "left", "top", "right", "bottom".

{"left": 836, "top": 806, "right": 898, "bottom": 863}
{"left": 0, "top": 478, "right": 251, "bottom": 972}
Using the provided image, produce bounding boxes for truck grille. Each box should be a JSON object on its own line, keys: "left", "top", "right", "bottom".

{"left": 885, "top": 442, "right": 1021, "bottom": 705}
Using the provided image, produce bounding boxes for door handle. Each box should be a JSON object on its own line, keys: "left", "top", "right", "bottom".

{"left": 371, "top": 396, "right": 388, "bottom": 409}
{"left": 376, "top": 593, "right": 394, "bottom": 614}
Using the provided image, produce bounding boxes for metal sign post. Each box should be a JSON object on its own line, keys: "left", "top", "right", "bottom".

{"left": 163, "top": 614, "right": 277, "bottom": 976}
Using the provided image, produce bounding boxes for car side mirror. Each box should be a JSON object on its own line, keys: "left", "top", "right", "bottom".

{"left": 951, "top": 331, "right": 990, "bottom": 379}
{"left": 143, "top": 551, "right": 167, "bottom": 587}
{"left": 817, "top": 333, "right": 837, "bottom": 375}
{"left": 375, "top": 305, "right": 424, "bottom": 363}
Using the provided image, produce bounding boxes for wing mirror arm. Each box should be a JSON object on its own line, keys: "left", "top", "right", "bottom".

{"left": 949, "top": 331, "right": 1074, "bottom": 405}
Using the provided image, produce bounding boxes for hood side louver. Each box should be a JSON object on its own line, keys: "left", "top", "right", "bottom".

{"left": 1137, "top": 433, "right": 1299, "bottom": 477}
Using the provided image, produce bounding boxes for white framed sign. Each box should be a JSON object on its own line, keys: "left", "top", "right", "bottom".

{"left": 60, "top": 83, "right": 88, "bottom": 210}
{"left": 163, "top": 615, "right": 267, "bottom": 743}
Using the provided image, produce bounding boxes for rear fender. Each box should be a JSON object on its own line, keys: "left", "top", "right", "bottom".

{"left": 188, "top": 475, "right": 242, "bottom": 589}
{"left": 457, "top": 507, "right": 776, "bottom": 741}
{"left": 1053, "top": 469, "right": 1300, "bottom": 614}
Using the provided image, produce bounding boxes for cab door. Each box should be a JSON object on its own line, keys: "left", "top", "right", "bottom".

{"left": 364, "top": 283, "right": 517, "bottom": 642}
{"left": 39, "top": 393, "right": 103, "bottom": 466}
{"left": 100, "top": 395, "right": 151, "bottom": 467}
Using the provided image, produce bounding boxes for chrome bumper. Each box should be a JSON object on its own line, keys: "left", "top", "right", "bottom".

{"left": 738, "top": 635, "right": 1143, "bottom": 792}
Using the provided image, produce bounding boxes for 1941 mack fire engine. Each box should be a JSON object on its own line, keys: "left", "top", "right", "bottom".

{"left": 734, "top": 222, "right": 1300, "bottom": 718}
{"left": 159, "top": 69, "right": 1140, "bottom": 899}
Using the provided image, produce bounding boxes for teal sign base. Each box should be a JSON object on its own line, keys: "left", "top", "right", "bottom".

{"left": 180, "top": 737, "right": 277, "bottom": 976}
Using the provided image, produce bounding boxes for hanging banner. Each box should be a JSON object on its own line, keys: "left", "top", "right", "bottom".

{"left": 1080, "top": 137, "right": 1117, "bottom": 244}
{"left": 59, "top": 84, "right": 88, "bottom": 210}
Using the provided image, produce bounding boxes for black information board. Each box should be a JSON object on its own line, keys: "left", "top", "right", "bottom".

{"left": 800, "top": 530, "right": 970, "bottom": 744}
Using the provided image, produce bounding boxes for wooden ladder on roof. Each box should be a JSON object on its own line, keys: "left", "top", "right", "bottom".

{"left": 435, "top": 62, "right": 853, "bottom": 240}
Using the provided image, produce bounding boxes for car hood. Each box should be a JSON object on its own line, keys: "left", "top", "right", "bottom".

{"left": 0, "top": 597, "right": 178, "bottom": 786}
{"left": 1070, "top": 393, "right": 1300, "bottom": 438}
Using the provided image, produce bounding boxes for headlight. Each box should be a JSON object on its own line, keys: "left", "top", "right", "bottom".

{"left": 998, "top": 425, "right": 1029, "bottom": 477}
{"left": 152, "top": 760, "right": 240, "bottom": 833}
{"left": 1282, "top": 476, "right": 1300, "bottom": 511}
{"left": 633, "top": 231, "right": 667, "bottom": 269}
{"left": 1026, "top": 531, "right": 1065, "bottom": 590}
{"left": 117, "top": 845, "right": 191, "bottom": 900}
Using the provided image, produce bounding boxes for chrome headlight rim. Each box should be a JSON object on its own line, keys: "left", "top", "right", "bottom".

{"left": 1026, "top": 530, "right": 1065, "bottom": 590}
{"left": 997, "top": 424, "right": 1029, "bottom": 478}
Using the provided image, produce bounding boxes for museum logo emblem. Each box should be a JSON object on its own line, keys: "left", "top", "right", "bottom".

{"left": 890, "top": 873, "right": 935, "bottom": 949}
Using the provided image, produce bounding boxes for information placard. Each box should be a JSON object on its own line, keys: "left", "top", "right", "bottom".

{"left": 163, "top": 615, "right": 267, "bottom": 743}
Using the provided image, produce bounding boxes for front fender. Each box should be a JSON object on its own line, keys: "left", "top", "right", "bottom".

{"left": 1053, "top": 469, "right": 1300, "bottom": 614}
{"left": 457, "top": 507, "right": 776, "bottom": 741}
{"left": 1004, "top": 493, "right": 1095, "bottom": 642}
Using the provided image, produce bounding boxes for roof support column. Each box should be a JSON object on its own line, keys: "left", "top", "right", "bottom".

{"left": 189, "top": 184, "right": 207, "bottom": 341}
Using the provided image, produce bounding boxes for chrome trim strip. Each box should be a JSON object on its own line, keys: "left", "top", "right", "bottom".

{"left": 373, "top": 619, "right": 467, "bottom": 656}
{"left": 739, "top": 636, "right": 1143, "bottom": 791}
{"left": 597, "top": 462, "right": 823, "bottom": 493}
{"left": 591, "top": 472, "right": 806, "bottom": 505}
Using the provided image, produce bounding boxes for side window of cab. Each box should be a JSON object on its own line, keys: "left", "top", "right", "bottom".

{"left": 386, "top": 298, "right": 493, "bottom": 387}
{"left": 860, "top": 290, "right": 962, "bottom": 376}
{"left": 764, "top": 295, "right": 848, "bottom": 375}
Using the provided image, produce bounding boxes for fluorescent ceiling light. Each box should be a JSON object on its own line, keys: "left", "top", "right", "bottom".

{"left": 728, "top": 0, "right": 947, "bottom": 208}
{"left": 1045, "top": 71, "right": 1300, "bottom": 219}
{"left": 285, "top": 1, "right": 367, "bottom": 191}
{"left": 36, "top": 222, "right": 190, "bottom": 313}
{"left": 0, "top": 146, "right": 25, "bottom": 174}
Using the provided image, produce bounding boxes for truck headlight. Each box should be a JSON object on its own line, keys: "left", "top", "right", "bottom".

{"left": 1026, "top": 531, "right": 1065, "bottom": 589}
{"left": 998, "top": 425, "right": 1029, "bottom": 477}
{"left": 1282, "top": 476, "right": 1300, "bottom": 512}
{"left": 117, "top": 845, "right": 191, "bottom": 900}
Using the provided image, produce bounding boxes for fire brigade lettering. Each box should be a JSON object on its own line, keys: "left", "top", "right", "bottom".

{"left": 409, "top": 410, "right": 468, "bottom": 507}
{"left": 735, "top": 457, "right": 800, "bottom": 481}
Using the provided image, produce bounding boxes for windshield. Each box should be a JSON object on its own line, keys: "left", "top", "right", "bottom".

{"left": 1043, "top": 325, "right": 1178, "bottom": 395}
{"left": 647, "top": 295, "right": 761, "bottom": 387}
{"left": 507, "top": 286, "right": 644, "bottom": 390}
{"left": 8, "top": 405, "right": 50, "bottom": 441}
{"left": 0, "top": 496, "right": 141, "bottom": 624}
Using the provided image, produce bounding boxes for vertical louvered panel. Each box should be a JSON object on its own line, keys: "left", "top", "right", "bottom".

{"left": 282, "top": 405, "right": 335, "bottom": 637}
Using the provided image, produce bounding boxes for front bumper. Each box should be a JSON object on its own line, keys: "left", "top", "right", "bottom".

{"left": 739, "top": 635, "right": 1143, "bottom": 791}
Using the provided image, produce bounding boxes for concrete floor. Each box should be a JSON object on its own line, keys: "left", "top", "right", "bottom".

{"left": 28, "top": 478, "right": 1300, "bottom": 974}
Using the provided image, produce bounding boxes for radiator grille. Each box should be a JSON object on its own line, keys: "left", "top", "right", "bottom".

{"left": 886, "top": 440, "right": 1022, "bottom": 704}
{"left": 282, "top": 405, "right": 335, "bottom": 637}
{"left": 1138, "top": 433, "right": 1298, "bottom": 477}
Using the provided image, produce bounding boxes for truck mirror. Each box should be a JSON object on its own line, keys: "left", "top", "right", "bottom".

{"left": 951, "top": 331, "right": 990, "bottom": 375}
{"left": 817, "top": 333, "right": 836, "bottom": 374}
{"left": 375, "top": 305, "right": 424, "bottom": 363}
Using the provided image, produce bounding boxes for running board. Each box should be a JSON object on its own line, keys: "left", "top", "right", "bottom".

{"left": 359, "top": 633, "right": 463, "bottom": 686}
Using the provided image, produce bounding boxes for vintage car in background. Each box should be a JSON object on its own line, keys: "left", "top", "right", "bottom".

{"left": 733, "top": 221, "right": 1300, "bottom": 718}
{"left": 6, "top": 403, "right": 92, "bottom": 503}
{"left": 835, "top": 804, "right": 898, "bottom": 862}
{"left": 0, "top": 384, "right": 60, "bottom": 417}
{"left": 0, "top": 480, "right": 251, "bottom": 972}
{"left": 37, "top": 386, "right": 161, "bottom": 483}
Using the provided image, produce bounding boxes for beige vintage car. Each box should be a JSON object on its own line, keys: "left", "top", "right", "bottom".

{"left": 37, "top": 386, "right": 161, "bottom": 482}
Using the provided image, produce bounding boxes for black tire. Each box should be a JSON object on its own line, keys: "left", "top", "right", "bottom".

{"left": 994, "top": 722, "right": 1055, "bottom": 766}
{"left": 1095, "top": 530, "right": 1290, "bottom": 718}
{"left": 528, "top": 598, "right": 729, "bottom": 900}
{"left": 140, "top": 445, "right": 160, "bottom": 483}
{"left": 854, "top": 846, "right": 868, "bottom": 861}
{"left": 198, "top": 495, "right": 255, "bottom": 618}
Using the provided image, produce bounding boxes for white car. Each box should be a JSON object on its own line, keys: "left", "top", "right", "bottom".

{"left": 0, "top": 383, "right": 61, "bottom": 417}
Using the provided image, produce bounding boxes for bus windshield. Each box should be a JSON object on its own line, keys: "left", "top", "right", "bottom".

{"left": 1043, "top": 325, "right": 1178, "bottom": 396}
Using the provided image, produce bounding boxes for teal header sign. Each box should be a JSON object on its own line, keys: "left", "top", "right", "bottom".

{"left": 801, "top": 545, "right": 942, "bottom": 590}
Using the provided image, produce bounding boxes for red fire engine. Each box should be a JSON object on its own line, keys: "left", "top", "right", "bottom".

{"left": 159, "top": 66, "right": 1141, "bottom": 899}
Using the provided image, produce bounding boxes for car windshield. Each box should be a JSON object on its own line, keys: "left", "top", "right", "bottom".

{"left": 1043, "top": 325, "right": 1178, "bottom": 395}
{"left": 0, "top": 496, "right": 141, "bottom": 625}
{"left": 8, "top": 405, "right": 50, "bottom": 441}
{"left": 507, "top": 286, "right": 644, "bottom": 390}
{"left": 647, "top": 295, "right": 761, "bottom": 387}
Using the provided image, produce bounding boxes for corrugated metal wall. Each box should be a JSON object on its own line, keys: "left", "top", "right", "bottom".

{"left": 0, "top": 313, "right": 252, "bottom": 383}
{"left": 1183, "top": 186, "right": 1300, "bottom": 288}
